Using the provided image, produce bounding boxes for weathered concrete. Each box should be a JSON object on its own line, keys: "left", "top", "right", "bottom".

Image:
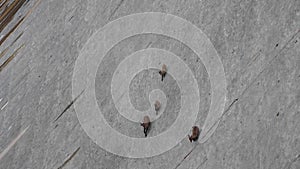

{"left": 0, "top": 0, "right": 299, "bottom": 168}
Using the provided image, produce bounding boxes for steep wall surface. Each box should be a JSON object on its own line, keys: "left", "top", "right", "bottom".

{"left": 0, "top": 0, "right": 299, "bottom": 169}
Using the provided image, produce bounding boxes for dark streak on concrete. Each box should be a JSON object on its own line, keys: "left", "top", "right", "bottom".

{"left": 223, "top": 98, "right": 239, "bottom": 115}
{"left": 174, "top": 144, "right": 198, "bottom": 169}
{"left": 283, "top": 154, "right": 300, "bottom": 169}
{"left": 68, "top": 16, "right": 74, "bottom": 22}
{"left": 196, "top": 156, "right": 208, "bottom": 169}
{"left": 246, "top": 50, "right": 261, "bottom": 68}
{"left": 53, "top": 89, "right": 85, "bottom": 122}
{"left": 199, "top": 98, "right": 239, "bottom": 140}
{"left": 57, "top": 147, "right": 80, "bottom": 169}
{"left": 11, "top": 31, "right": 23, "bottom": 45}
{"left": 108, "top": 0, "right": 125, "bottom": 20}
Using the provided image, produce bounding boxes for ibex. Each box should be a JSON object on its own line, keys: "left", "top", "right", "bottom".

{"left": 154, "top": 100, "right": 161, "bottom": 115}
{"left": 140, "top": 116, "right": 151, "bottom": 137}
{"left": 188, "top": 126, "right": 201, "bottom": 142}
{"left": 159, "top": 64, "right": 167, "bottom": 81}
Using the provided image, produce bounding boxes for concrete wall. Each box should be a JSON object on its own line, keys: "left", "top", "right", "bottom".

{"left": 0, "top": 0, "right": 299, "bottom": 168}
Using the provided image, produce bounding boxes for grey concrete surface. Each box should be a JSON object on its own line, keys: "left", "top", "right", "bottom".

{"left": 0, "top": 0, "right": 300, "bottom": 168}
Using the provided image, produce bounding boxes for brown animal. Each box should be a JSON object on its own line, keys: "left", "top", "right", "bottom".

{"left": 140, "top": 116, "right": 151, "bottom": 137}
{"left": 188, "top": 126, "right": 200, "bottom": 142}
{"left": 154, "top": 100, "right": 161, "bottom": 115}
{"left": 159, "top": 64, "right": 167, "bottom": 81}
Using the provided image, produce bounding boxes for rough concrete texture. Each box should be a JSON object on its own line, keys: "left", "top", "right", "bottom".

{"left": 0, "top": 0, "right": 300, "bottom": 168}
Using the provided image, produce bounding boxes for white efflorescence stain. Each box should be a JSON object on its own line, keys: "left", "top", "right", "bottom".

{"left": 72, "top": 12, "right": 227, "bottom": 159}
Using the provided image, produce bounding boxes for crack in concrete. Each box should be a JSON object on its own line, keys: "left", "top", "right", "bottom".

{"left": 200, "top": 98, "right": 239, "bottom": 140}
{"left": 196, "top": 156, "right": 208, "bottom": 169}
{"left": 10, "top": 31, "right": 23, "bottom": 45}
{"left": 244, "top": 49, "right": 262, "bottom": 70}
{"left": 174, "top": 144, "right": 198, "bottom": 169}
{"left": 53, "top": 89, "right": 85, "bottom": 122}
{"left": 57, "top": 147, "right": 80, "bottom": 169}
{"left": 283, "top": 154, "right": 300, "bottom": 169}
{"left": 108, "top": 0, "right": 125, "bottom": 21}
